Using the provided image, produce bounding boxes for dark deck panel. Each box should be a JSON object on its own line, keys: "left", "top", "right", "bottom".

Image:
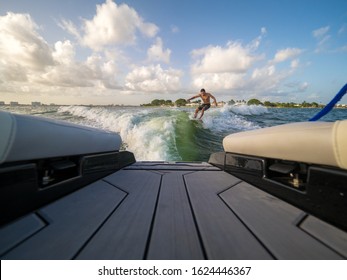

{"left": 125, "top": 161, "right": 220, "bottom": 171}
{"left": 184, "top": 171, "right": 273, "bottom": 259}
{"left": 146, "top": 171, "right": 204, "bottom": 259}
{"left": 300, "top": 215, "right": 347, "bottom": 257}
{"left": 76, "top": 170, "right": 161, "bottom": 259}
{"left": 0, "top": 214, "right": 45, "bottom": 256}
{"left": 220, "top": 181, "right": 343, "bottom": 259}
{"left": 2, "top": 180, "right": 126, "bottom": 259}
{"left": 1, "top": 162, "right": 346, "bottom": 260}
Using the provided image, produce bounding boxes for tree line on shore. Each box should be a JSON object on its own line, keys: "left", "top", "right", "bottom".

{"left": 141, "top": 99, "right": 190, "bottom": 107}
{"left": 243, "top": 99, "right": 323, "bottom": 108}
{"left": 141, "top": 98, "right": 324, "bottom": 108}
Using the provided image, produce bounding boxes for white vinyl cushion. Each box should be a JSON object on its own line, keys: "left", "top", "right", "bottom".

{"left": 0, "top": 111, "right": 122, "bottom": 164}
{"left": 223, "top": 121, "right": 347, "bottom": 170}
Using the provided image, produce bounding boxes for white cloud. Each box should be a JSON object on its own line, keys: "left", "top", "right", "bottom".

{"left": 59, "top": 19, "right": 81, "bottom": 40}
{"left": 191, "top": 41, "right": 262, "bottom": 75}
{"left": 125, "top": 64, "right": 182, "bottom": 93}
{"left": 192, "top": 72, "right": 246, "bottom": 90}
{"left": 0, "top": 12, "right": 55, "bottom": 94}
{"left": 312, "top": 26, "right": 331, "bottom": 53}
{"left": 338, "top": 24, "right": 347, "bottom": 35}
{"left": 313, "top": 26, "right": 330, "bottom": 38}
{"left": 272, "top": 48, "right": 303, "bottom": 63}
{"left": 147, "top": 37, "right": 171, "bottom": 64}
{"left": 0, "top": 12, "right": 121, "bottom": 94}
{"left": 0, "top": 6, "right": 312, "bottom": 104}
{"left": 78, "top": 0, "right": 159, "bottom": 50}
{"left": 38, "top": 46, "right": 121, "bottom": 89}
{"left": 36, "top": 63, "right": 95, "bottom": 88}
{"left": 0, "top": 12, "right": 54, "bottom": 76}
{"left": 52, "top": 40, "right": 75, "bottom": 65}
{"left": 171, "top": 25, "right": 179, "bottom": 33}
{"left": 299, "top": 81, "right": 309, "bottom": 92}
{"left": 190, "top": 33, "right": 266, "bottom": 91}
{"left": 248, "top": 64, "right": 310, "bottom": 98}
{"left": 290, "top": 59, "right": 300, "bottom": 69}
{"left": 249, "top": 27, "right": 267, "bottom": 50}
{"left": 249, "top": 65, "right": 281, "bottom": 94}
{"left": 251, "top": 65, "right": 276, "bottom": 79}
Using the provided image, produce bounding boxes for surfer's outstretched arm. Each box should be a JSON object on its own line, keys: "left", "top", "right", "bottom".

{"left": 187, "top": 94, "right": 200, "bottom": 102}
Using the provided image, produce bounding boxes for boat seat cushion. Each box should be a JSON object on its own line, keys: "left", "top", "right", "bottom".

{"left": 223, "top": 121, "right": 347, "bottom": 170}
{"left": 0, "top": 111, "right": 122, "bottom": 164}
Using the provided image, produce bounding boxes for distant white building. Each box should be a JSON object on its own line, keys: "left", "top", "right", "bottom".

{"left": 32, "top": 102, "right": 41, "bottom": 106}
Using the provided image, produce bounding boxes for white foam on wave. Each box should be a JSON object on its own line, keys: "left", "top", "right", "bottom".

{"left": 227, "top": 104, "right": 268, "bottom": 115}
{"left": 57, "top": 104, "right": 267, "bottom": 160}
{"left": 201, "top": 104, "right": 264, "bottom": 133}
{"left": 58, "top": 106, "right": 178, "bottom": 161}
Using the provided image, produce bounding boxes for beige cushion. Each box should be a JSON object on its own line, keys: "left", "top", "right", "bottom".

{"left": 223, "top": 121, "right": 347, "bottom": 170}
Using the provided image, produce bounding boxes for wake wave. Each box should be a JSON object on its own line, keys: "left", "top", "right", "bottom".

{"left": 57, "top": 104, "right": 265, "bottom": 161}
{"left": 227, "top": 104, "right": 268, "bottom": 115}
{"left": 201, "top": 104, "right": 266, "bottom": 133}
{"left": 58, "top": 106, "right": 179, "bottom": 161}
{"left": 4, "top": 104, "right": 346, "bottom": 161}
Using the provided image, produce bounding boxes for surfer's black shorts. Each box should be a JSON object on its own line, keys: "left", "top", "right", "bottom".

{"left": 198, "top": 103, "right": 211, "bottom": 111}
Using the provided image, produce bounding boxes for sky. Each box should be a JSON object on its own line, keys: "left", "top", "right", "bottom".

{"left": 0, "top": 0, "right": 347, "bottom": 105}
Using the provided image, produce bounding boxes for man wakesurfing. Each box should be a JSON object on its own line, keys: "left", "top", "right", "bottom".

{"left": 187, "top": 89, "right": 217, "bottom": 119}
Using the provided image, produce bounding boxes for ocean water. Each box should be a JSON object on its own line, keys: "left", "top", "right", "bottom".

{"left": 1, "top": 105, "right": 347, "bottom": 162}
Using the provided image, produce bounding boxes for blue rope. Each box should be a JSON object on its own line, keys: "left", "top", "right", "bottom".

{"left": 309, "top": 83, "right": 347, "bottom": 121}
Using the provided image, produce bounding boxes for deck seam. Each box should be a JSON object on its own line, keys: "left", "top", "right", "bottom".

{"left": 0, "top": 212, "right": 48, "bottom": 258}
{"left": 72, "top": 180, "right": 129, "bottom": 260}
{"left": 217, "top": 181, "right": 276, "bottom": 259}
{"left": 296, "top": 214, "right": 346, "bottom": 259}
{"left": 182, "top": 172, "right": 208, "bottom": 260}
{"left": 216, "top": 180, "right": 243, "bottom": 196}
{"left": 294, "top": 212, "right": 308, "bottom": 228}
{"left": 123, "top": 168, "right": 220, "bottom": 171}
{"left": 143, "top": 174, "right": 164, "bottom": 260}
{"left": 101, "top": 179, "right": 130, "bottom": 195}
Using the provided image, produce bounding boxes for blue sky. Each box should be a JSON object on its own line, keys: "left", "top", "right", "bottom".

{"left": 1, "top": 0, "right": 346, "bottom": 105}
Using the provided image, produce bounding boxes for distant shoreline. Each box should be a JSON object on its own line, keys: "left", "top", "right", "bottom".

{"left": 1, "top": 103, "right": 347, "bottom": 109}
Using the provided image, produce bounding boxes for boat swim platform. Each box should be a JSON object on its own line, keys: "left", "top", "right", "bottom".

{"left": 1, "top": 161, "right": 346, "bottom": 260}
